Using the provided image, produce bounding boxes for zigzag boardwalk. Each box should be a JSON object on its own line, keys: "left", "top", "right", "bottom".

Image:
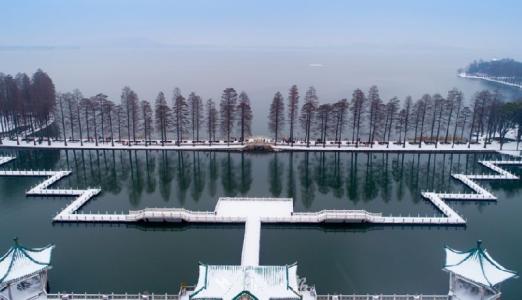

{"left": 0, "top": 156, "right": 521, "bottom": 226}
{"left": 0, "top": 156, "right": 101, "bottom": 221}
{"left": 420, "top": 160, "right": 522, "bottom": 221}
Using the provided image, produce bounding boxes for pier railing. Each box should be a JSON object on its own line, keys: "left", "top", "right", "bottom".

{"left": 316, "top": 295, "right": 448, "bottom": 300}
{"left": 47, "top": 293, "right": 448, "bottom": 300}
{"left": 0, "top": 155, "right": 521, "bottom": 227}
{"left": 47, "top": 293, "right": 179, "bottom": 300}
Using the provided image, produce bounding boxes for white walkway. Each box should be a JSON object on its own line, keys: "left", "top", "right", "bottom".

{"left": 0, "top": 156, "right": 101, "bottom": 222}
{"left": 0, "top": 154, "right": 521, "bottom": 266}
{"left": 1, "top": 137, "right": 521, "bottom": 154}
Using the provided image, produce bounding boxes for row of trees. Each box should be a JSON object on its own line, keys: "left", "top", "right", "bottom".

{"left": 267, "top": 85, "right": 522, "bottom": 150}
{"left": 0, "top": 69, "right": 56, "bottom": 144}
{"left": 54, "top": 86, "right": 254, "bottom": 147}
{"left": 2, "top": 69, "right": 522, "bottom": 150}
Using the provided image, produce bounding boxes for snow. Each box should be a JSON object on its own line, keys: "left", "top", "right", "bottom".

{"left": 2, "top": 154, "right": 522, "bottom": 274}
{"left": 2, "top": 138, "right": 521, "bottom": 156}
{"left": 191, "top": 264, "right": 301, "bottom": 300}
{"left": 8, "top": 274, "right": 47, "bottom": 300}
{"left": 459, "top": 72, "right": 522, "bottom": 89}
{"left": 0, "top": 138, "right": 246, "bottom": 151}
{"left": 451, "top": 280, "right": 495, "bottom": 300}
{"left": 216, "top": 198, "right": 294, "bottom": 266}
{"left": 444, "top": 246, "right": 517, "bottom": 288}
{"left": 0, "top": 244, "right": 53, "bottom": 286}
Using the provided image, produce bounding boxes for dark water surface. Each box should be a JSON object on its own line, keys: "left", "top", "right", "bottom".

{"left": 0, "top": 149, "right": 520, "bottom": 298}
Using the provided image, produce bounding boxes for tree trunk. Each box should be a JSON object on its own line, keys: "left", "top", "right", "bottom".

{"left": 92, "top": 107, "right": 98, "bottom": 147}
{"left": 108, "top": 109, "right": 114, "bottom": 147}
{"left": 59, "top": 96, "right": 67, "bottom": 146}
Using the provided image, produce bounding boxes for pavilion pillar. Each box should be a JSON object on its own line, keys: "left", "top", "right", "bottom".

{"left": 7, "top": 283, "right": 13, "bottom": 300}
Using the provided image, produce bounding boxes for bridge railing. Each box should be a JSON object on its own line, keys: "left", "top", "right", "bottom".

{"left": 47, "top": 293, "right": 179, "bottom": 300}
{"left": 317, "top": 295, "right": 448, "bottom": 300}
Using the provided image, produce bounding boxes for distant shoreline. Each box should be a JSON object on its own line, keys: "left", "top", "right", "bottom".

{"left": 458, "top": 72, "right": 522, "bottom": 89}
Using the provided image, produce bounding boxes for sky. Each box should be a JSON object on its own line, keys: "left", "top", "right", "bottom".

{"left": 1, "top": 0, "right": 522, "bottom": 133}
{"left": 1, "top": 0, "right": 521, "bottom": 53}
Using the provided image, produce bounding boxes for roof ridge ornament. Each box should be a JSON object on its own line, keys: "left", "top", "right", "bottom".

{"left": 476, "top": 239, "right": 482, "bottom": 249}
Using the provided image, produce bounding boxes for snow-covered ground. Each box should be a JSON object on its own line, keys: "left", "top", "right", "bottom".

{"left": 1, "top": 137, "right": 520, "bottom": 156}
{"left": 459, "top": 72, "right": 522, "bottom": 89}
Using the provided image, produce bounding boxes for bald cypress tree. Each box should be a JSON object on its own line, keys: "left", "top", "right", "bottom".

{"left": 332, "top": 98, "right": 348, "bottom": 147}
{"left": 367, "top": 85, "right": 381, "bottom": 145}
{"left": 383, "top": 97, "right": 399, "bottom": 147}
{"left": 402, "top": 96, "right": 412, "bottom": 148}
{"left": 417, "top": 94, "right": 430, "bottom": 148}
{"left": 154, "top": 91, "right": 171, "bottom": 146}
{"left": 220, "top": 88, "right": 238, "bottom": 146}
{"left": 287, "top": 85, "right": 299, "bottom": 146}
{"left": 188, "top": 92, "right": 203, "bottom": 143}
{"left": 31, "top": 69, "right": 56, "bottom": 145}
{"left": 350, "top": 89, "right": 365, "bottom": 147}
{"left": 103, "top": 98, "right": 115, "bottom": 146}
{"left": 237, "top": 91, "right": 253, "bottom": 144}
{"left": 57, "top": 93, "right": 67, "bottom": 146}
{"left": 206, "top": 99, "right": 218, "bottom": 145}
{"left": 121, "top": 86, "right": 139, "bottom": 145}
{"left": 316, "top": 103, "right": 332, "bottom": 148}
{"left": 299, "top": 87, "right": 318, "bottom": 147}
{"left": 141, "top": 100, "right": 153, "bottom": 146}
{"left": 269, "top": 92, "right": 285, "bottom": 145}
{"left": 173, "top": 92, "right": 189, "bottom": 145}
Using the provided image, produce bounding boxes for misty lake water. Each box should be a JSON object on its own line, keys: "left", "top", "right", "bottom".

{"left": 2, "top": 46, "right": 522, "bottom": 135}
{"left": 0, "top": 149, "right": 521, "bottom": 298}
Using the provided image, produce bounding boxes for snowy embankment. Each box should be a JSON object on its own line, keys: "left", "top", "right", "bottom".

{"left": 274, "top": 140, "right": 520, "bottom": 154}
{"left": 0, "top": 139, "right": 246, "bottom": 151}
{"left": 458, "top": 72, "right": 522, "bottom": 89}
{"left": 1, "top": 137, "right": 520, "bottom": 156}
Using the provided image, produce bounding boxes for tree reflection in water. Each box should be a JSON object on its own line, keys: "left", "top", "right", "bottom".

{"left": 3, "top": 149, "right": 510, "bottom": 212}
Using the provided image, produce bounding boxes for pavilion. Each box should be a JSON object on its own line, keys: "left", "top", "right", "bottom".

{"left": 0, "top": 239, "right": 54, "bottom": 300}
{"left": 443, "top": 240, "right": 518, "bottom": 300}
{"left": 185, "top": 263, "right": 315, "bottom": 300}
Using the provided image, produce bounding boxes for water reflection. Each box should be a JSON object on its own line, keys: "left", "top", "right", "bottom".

{"left": 0, "top": 149, "right": 512, "bottom": 213}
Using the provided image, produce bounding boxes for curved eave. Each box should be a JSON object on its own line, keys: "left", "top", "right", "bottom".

{"left": 443, "top": 245, "right": 518, "bottom": 288}
{"left": 0, "top": 243, "right": 54, "bottom": 285}
{"left": 0, "top": 265, "right": 52, "bottom": 287}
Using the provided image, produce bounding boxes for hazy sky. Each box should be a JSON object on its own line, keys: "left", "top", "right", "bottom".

{"left": 1, "top": 0, "right": 521, "bottom": 53}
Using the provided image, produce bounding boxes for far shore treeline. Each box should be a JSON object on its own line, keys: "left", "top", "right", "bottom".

{"left": 1, "top": 69, "right": 522, "bottom": 150}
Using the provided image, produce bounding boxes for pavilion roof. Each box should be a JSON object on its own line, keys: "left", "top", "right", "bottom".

{"left": 190, "top": 263, "right": 302, "bottom": 300}
{"left": 443, "top": 240, "right": 517, "bottom": 289}
{"left": 0, "top": 239, "right": 54, "bottom": 286}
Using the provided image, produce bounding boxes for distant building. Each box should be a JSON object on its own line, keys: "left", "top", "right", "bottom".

{"left": 0, "top": 239, "right": 54, "bottom": 300}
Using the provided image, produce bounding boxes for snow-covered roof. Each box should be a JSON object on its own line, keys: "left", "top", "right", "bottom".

{"left": 190, "top": 264, "right": 302, "bottom": 300}
{"left": 0, "top": 239, "right": 54, "bottom": 286}
{"left": 444, "top": 240, "right": 517, "bottom": 289}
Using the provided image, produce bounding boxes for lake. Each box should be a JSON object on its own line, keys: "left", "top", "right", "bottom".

{"left": 2, "top": 47, "right": 522, "bottom": 135}
{"left": 0, "top": 149, "right": 520, "bottom": 298}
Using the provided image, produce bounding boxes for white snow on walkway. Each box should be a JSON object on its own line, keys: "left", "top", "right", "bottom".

{"left": 1, "top": 136, "right": 521, "bottom": 154}
{"left": 459, "top": 72, "right": 522, "bottom": 89}
{"left": 0, "top": 149, "right": 521, "bottom": 268}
